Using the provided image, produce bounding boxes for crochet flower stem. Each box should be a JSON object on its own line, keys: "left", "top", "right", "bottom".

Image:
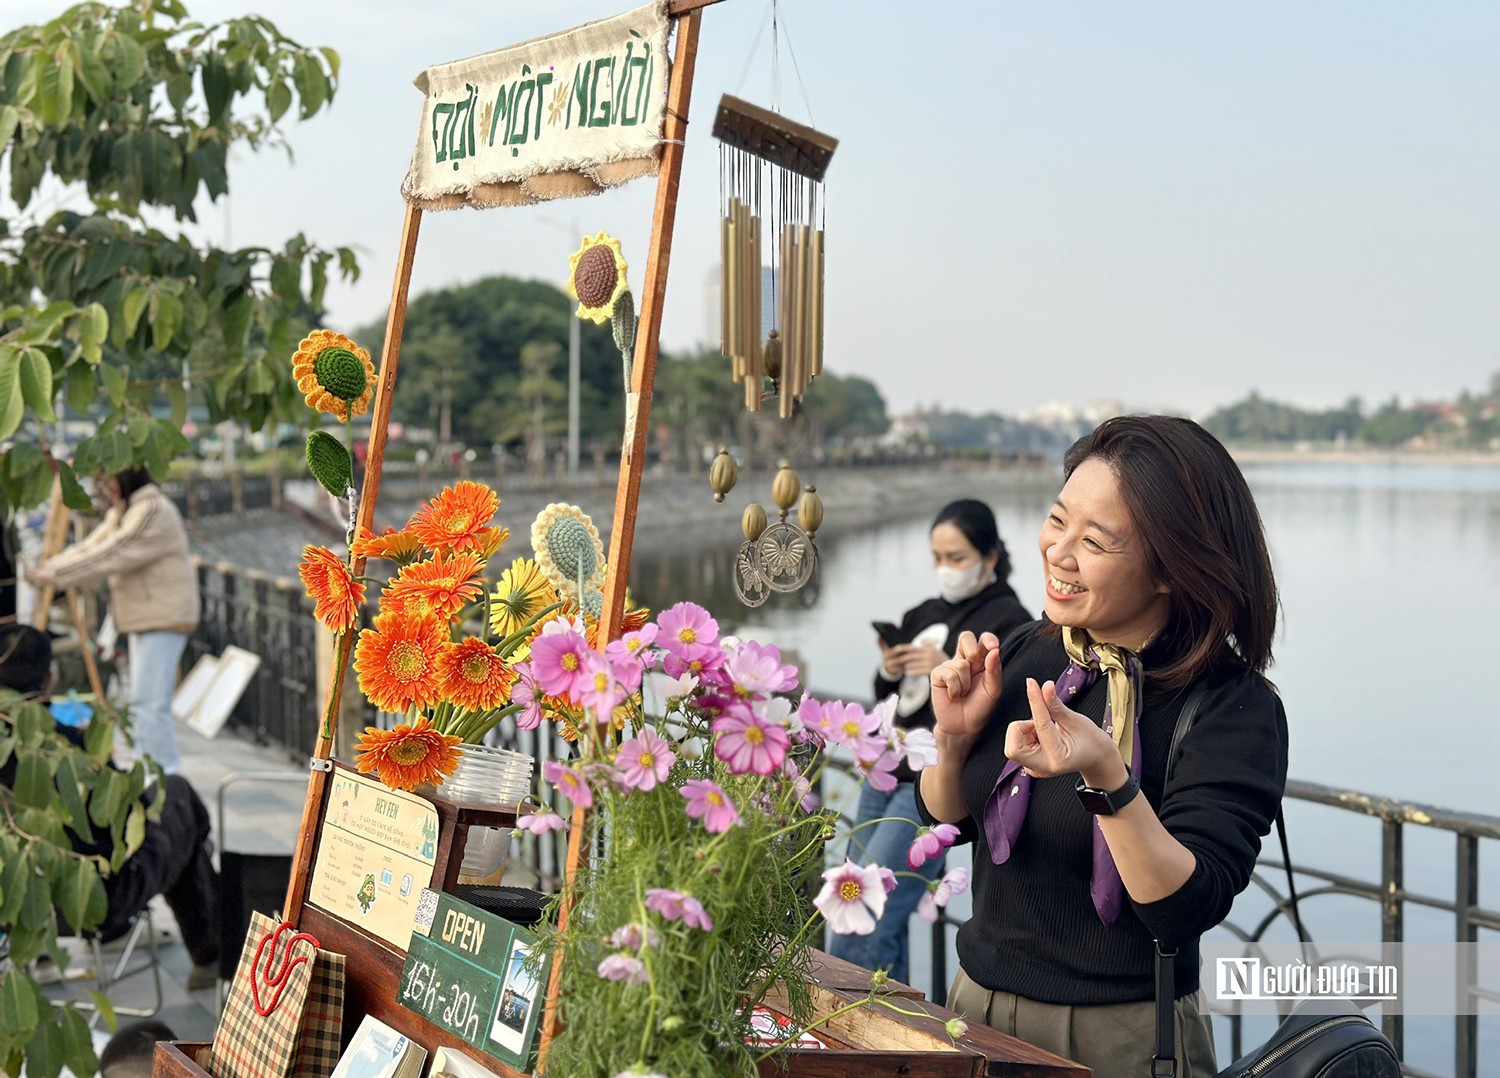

{"left": 320, "top": 633, "right": 347, "bottom": 740}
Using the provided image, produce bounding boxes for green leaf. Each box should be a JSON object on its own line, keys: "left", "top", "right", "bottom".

{"left": 123, "top": 801, "right": 146, "bottom": 858}
{"left": 84, "top": 709, "right": 115, "bottom": 761}
{"left": 18, "top": 857, "right": 54, "bottom": 931}
{"left": 13, "top": 754, "right": 54, "bottom": 809}
{"left": 266, "top": 77, "right": 291, "bottom": 122}
{"left": 89, "top": 768, "right": 124, "bottom": 828}
{"left": 51, "top": 855, "right": 104, "bottom": 934}
{"left": 0, "top": 844, "right": 28, "bottom": 923}
{"left": 0, "top": 733, "right": 14, "bottom": 770}
{"left": 37, "top": 46, "right": 72, "bottom": 125}
{"left": 222, "top": 292, "right": 254, "bottom": 351}
{"left": 24, "top": 1005, "right": 65, "bottom": 1078}
{"left": 202, "top": 54, "right": 231, "bottom": 123}
{"left": 0, "top": 103, "right": 20, "bottom": 147}
{"left": 121, "top": 285, "right": 149, "bottom": 341}
{"left": 0, "top": 349, "right": 24, "bottom": 440}
{"left": 80, "top": 302, "right": 109, "bottom": 353}
{"left": 0, "top": 971, "right": 40, "bottom": 1044}
{"left": 53, "top": 756, "right": 94, "bottom": 839}
{"left": 14, "top": 700, "right": 53, "bottom": 746}
{"left": 165, "top": 380, "right": 188, "bottom": 426}
{"left": 19, "top": 347, "right": 57, "bottom": 421}
{"left": 65, "top": 360, "right": 96, "bottom": 414}
{"left": 87, "top": 991, "right": 118, "bottom": 1035}
{"left": 57, "top": 461, "right": 92, "bottom": 512}
{"left": 151, "top": 291, "right": 183, "bottom": 352}
{"left": 60, "top": 1007, "right": 99, "bottom": 1078}
{"left": 100, "top": 362, "right": 126, "bottom": 407}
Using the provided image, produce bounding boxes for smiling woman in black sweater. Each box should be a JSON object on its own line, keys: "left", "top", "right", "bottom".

{"left": 916, "top": 417, "right": 1288, "bottom": 1078}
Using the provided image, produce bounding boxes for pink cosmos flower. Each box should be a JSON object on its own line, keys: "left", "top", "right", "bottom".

{"left": 661, "top": 641, "right": 726, "bottom": 682}
{"left": 723, "top": 640, "right": 799, "bottom": 698}
{"left": 814, "top": 859, "right": 889, "bottom": 935}
{"left": 530, "top": 629, "right": 591, "bottom": 701}
{"left": 606, "top": 624, "right": 659, "bottom": 669}
{"left": 779, "top": 758, "right": 818, "bottom": 814}
{"left": 577, "top": 650, "right": 626, "bottom": 726}
{"left": 606, "top": 922, "right": 660, "bottom": 951}
{"left": 853, "top": 747, "right": 903, "bottom": 792}
{"left": 511, "top": 662, "right": 544, "bottom": 730}
{"left": 541, "top": 614, "right": 588, "bottom": 636}
{"left": 542, "top": 760, "right": 593, "bottom": 809}
{"left": 822, "top": 700, "right": 886, "bottom": 757}
{"left": 877, "top": 866, "right": 899, "bottom": 894}
{"left": 596, "top": 953, "right": 649, "bottom": 985}
{"left": 872, "top": 694, "right": 899, "bottom": 738}
{"left": 908, "top": 823, "right": 962, "bottom": 869}
{"left": 656, "top": 602, "right": 718, "bottom": 654}
{"left": 897, "top": 727, "right": 940, "bottom": 771}
{"left": 614, "top": 728, "right": 676, "bottom": 792}
{"left": 656, "top": 670, "right": 699, "bottom": 701}
{"left": 644, "top": 888, "right": 713, "bottom": 931}
{"left": 711, "top": 709, "right": 790, "bottom": 775}
{"left": 680, "top": 778, "right": 740, "bottom": 832}
{"left": 792, "top": 696, "right": 827, "bottom": 747}
{"left": 516, "top": 811, "right": 568, "bottom": 834}
{"left": 917, "top": 867, "right": 971, "bottom": 924}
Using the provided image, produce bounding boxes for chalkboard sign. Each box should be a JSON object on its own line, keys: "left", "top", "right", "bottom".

{"left": 399, "top": 889, "right": 549, "bottom": 1070}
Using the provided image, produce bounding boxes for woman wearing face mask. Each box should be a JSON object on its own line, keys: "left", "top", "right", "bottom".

{"left": 918, "top": 417, "right": 1288, "bottom": 1077}
{"left": 827, "top": 499, "right": 1031, "bottom": 984}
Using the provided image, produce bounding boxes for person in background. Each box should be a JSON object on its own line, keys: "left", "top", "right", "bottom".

{"left": 828, "top": 499, "right": 1031, "bottom": 984}
{"left": 0, "top": 624, "right": 220, "bottom": 989}
{"left": 919, "top": 416, "right": 1288, "bottom": 1077}
{"left": 31, "top": 466, "right": 199, "bottom": 774}
{"left": 100, "top": 1020, "right": 179, "bottom": 1078}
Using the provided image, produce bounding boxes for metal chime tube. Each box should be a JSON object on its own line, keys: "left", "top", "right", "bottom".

{"left": 725, "top": 199, "right": 741, "bottom": 368}
{"left": 778, "top": 220, "right": 795, "bottom": 420}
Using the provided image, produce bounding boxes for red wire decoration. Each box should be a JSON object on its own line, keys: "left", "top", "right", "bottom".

{"left": 250, "top": 920, "right": 323, "bottom": 1017}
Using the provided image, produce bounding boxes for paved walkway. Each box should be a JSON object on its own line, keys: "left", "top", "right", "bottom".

{"left": 45, "top": 722, "right": 308, "bottom": 1043}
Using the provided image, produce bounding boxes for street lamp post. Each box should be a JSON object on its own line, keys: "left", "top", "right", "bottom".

{"left": 541, "top": 215, "right": 582, "bottom": 483}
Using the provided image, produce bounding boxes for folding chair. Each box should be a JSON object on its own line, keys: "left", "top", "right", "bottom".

{"left": 48, "top": 906, "right": 165, "bottom": 1030}
{"left": 215, "top": 771, "right": 306, "bottom": 1007}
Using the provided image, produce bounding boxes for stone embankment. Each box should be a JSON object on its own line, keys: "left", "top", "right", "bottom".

{"left": 188, "top": 461, "right": 1058, "bottom": 578}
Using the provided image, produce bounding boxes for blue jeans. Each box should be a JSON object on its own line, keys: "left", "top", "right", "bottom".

{"left": 826, "top": 781, "right": 943, "bottom": 985}
{"left": 125, "top": 630, "right": 187, "bottom": 775}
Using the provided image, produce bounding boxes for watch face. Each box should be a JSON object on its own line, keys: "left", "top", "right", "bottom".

{"left": 1076, "top": 786, "right": 1115, "bottom": 815}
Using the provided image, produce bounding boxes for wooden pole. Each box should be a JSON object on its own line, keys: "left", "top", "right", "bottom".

{"left": 282, "top": 202, "right": 424, "bottom": 921}
{"left": 537, "top": 8, "right": 705, "bottom": 1067}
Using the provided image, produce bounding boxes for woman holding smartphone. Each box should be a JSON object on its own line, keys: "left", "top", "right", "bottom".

{"left": 829, "top": 498, "right": 1031, "bottom": 984}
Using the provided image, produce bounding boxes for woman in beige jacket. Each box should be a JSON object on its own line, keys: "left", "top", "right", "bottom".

{"left": 36, "top": 468, "right": 200, "bottom": 774}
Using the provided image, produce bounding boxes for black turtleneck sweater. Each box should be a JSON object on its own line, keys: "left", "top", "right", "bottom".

{"left": 874, "top": 580, "right": 1032, "bottom": 784}
{"left": 914, "top": 623, "right": 1288, "bottom": 1005}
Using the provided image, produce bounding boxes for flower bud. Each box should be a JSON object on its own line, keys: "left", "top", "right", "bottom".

{"left": 660, "top": 1015, "right": 685, "bottom": 1033}
{"left": 945, "top": 1018, "right": 968, "bottom": 1040}
{"left": 869, "top": 969, "right": 889, "bottom": 988}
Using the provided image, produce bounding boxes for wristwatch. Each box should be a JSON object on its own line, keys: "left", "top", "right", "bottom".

{"left": 1075, "top": 771, "right": 1140, "bottom": 816}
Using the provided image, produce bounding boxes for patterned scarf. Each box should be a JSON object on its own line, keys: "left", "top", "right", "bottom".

{"left": 981, "top": 626, "right": 1144, "bottom": 925}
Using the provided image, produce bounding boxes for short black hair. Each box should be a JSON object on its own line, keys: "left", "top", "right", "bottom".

{"left": 100, "top": 1019, "right": 178, "bottom": 1078}
{"left": 113, "top": 466, "right": 156, "bottom": 505}
{"left": 0, "top": 624, "right": 51, "bottom": 694}
{"left": 932, "top": 499, "right": 1011, "bottom": 581}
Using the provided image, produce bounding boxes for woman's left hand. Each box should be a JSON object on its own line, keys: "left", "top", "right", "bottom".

{"left": 1004, "top": 677, "right": 1122, "bottom": 781}
{"left": 899, "top": 643, "right": 948, "bottom": 678}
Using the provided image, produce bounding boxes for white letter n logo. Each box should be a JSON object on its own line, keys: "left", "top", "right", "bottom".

{"left": 1217, "top": 958, "right": 1259, "bottom": 1000}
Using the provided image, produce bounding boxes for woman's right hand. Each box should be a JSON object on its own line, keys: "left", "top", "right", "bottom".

{"left": 930, "top": 630, "right": 1002, "bottom": 740}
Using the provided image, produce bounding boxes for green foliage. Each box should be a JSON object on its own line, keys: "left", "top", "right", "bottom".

{"left": 0, "top": 692, "right": 165, "bottom": 1078}
{"left": 0, "top": 0, "right": 360, "bottom": 510}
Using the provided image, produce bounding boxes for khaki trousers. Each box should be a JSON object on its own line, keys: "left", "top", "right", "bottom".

{"left": 948, "top": 966, "right": 1218, "bottom": 1078}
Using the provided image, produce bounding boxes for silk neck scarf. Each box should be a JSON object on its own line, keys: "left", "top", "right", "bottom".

{"left": 981, "top": 626, "right": 1145, "bottom": 925}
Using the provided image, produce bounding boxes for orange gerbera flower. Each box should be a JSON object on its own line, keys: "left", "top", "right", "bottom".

{"left": 298, "top": 546, "right": 365, "bottom": 632}
{"left": 436, "top": 637, "right": 517, "bottom": 711}
{"left": 354, "top": 612, "right": 448, "bottom": 714}
{"left": 355, "top": 717, "right": 462, "bottom": 792}
{"left": 386, "top": 551, "right": 484, "bottom": 621}
{"left": 408, "top": 482, "right": 500, "bottom": 555}
{"left": 352, "top": 526, "right": 423, "bottom": 565}
{"left": 476, "top": 525, "right": 511, "bottom": 559}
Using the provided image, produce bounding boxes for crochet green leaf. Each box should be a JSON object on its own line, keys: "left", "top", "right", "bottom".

{"left": 306, "top": 430, "right": 352, "bottom": 496}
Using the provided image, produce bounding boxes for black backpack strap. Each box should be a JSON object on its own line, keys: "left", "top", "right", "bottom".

{"left": 1152, "top": 682, "right": 1210, "bottom": 1076}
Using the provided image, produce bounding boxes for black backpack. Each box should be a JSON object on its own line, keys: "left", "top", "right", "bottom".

{"left": 1150, "top": 684, "right": 1401, "bottom": 1078}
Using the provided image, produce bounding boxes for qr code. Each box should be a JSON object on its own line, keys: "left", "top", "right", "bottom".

{"left": 413, "top": 888, "right": 439, "bottom": 933}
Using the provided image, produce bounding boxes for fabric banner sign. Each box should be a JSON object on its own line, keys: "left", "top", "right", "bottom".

{"left": 402, "top": 2, "right": 671, "bottom": 210}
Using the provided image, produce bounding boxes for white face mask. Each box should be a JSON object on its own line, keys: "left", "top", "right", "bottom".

{"left": 936, "top": 561, "right": 991, "bottom": 604}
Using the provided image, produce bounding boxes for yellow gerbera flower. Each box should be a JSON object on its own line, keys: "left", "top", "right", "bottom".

{"left": 291, "top": 329, "right": 376, "bottom": 420}
{"left": 565, "top": 232, "right": 629, "bottom": 325}
{"left": 489, "top": 557, "right": 559, "bottom": 639}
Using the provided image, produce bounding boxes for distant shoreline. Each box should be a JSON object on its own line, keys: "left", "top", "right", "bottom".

{"left": 1228, "top": 445, "right": 1500, "bottom": 467}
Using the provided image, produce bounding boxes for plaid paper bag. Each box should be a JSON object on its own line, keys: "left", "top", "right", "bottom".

{"left": 209, "top": 912, "right": 346, "bottom": 1078}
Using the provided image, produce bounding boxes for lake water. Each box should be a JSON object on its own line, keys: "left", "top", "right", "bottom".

{"left": 629, "top": 459, "right": 1500, "bottom": 1073}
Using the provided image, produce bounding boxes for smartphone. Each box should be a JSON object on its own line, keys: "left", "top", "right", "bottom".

{"left": 871, "top": 621, "right": 907, "bottom": 647}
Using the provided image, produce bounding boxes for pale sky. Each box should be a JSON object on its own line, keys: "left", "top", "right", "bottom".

{"left": 8, "top": 1, "right": 1499, "bottom": 416}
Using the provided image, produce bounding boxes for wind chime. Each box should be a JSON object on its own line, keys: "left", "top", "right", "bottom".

{"left": 711, "top": 93, "right": 837, "bottom": 607}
